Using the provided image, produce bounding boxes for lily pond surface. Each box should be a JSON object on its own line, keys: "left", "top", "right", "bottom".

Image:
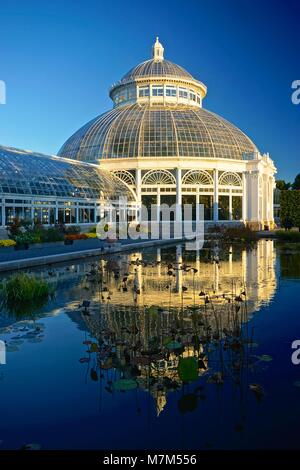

{"left": 0, "top": 239, "right": 300, "bottom": 450}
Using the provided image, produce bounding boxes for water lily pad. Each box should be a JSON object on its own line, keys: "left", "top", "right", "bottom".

{"left": 178, "top": 357, "right": 198, "bottom": 382}
{"left": 23, "top": 332, "right": 38, "bottom": 339}
{"left": 166, "top": 340, "right": 182, "bottom": 350}
{"left": 249, "top": 383, "right": 264, "bottom": 401}
{"left": 257, "top": 355, "right": 273, "bottom": 362}
{"left": 89, "top": 343, "right": 100, "bottom": 353}
{"left": 9, "top": 340, "right": 23, "bottom": 346}
{"left": 79, "top": 357, "right": 89, "bottom": 363}
{"left": 162, "top": 336, "right": 172, "bottom": 346}
{"left": 6, "top": 345, "right": 19, "bottom": 352}
{"left": 21, "top": 443, "right": 41, "bottom": 450}
{"left": 0, "top": 327, "right": 11, "bottom": 334}
{"left": 113, "top": 378, "right": 137, "bottom": 391}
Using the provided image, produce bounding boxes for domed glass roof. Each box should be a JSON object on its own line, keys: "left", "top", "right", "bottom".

{"left": 120, "top": 59, "right": 194, "bottom": 83}
{"left": 58, "top": 104, "right": 257, "bottom": 162}
{"left": 0, "top": 146, "right": 134, "bottom": 200}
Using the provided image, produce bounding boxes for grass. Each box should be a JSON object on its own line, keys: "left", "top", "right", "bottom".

{"left": 0, "top": 273, "right": 54, "bottom": 316}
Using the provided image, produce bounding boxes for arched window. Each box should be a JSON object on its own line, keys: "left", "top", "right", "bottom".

{"left": 112, "top": 170, "right": 136, "bottom": 186}
{"left": 219, "top": 172, "right": 242, "bottom": 187}
{"left": 142, "top": 170, "right": 176, "bottom": 185}
{"left": 182, "top": 170, "right": 213, "bottom": 186}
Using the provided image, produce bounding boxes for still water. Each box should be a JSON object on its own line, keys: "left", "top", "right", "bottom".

{"left": 0, "top": 240, "right": 300, "bottom": 450}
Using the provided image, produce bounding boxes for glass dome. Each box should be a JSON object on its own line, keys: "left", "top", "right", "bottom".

{"left": 58, "top": 104, "right": 257, "bottom": 162}
{"left": 58, "top": 38, "right": 257, "bottom": 163}
{"left": 0, "top": 146, "right": 134, "bottom": 200}
{"left": 120, "top": 59, "right": 194, "bottom": 83}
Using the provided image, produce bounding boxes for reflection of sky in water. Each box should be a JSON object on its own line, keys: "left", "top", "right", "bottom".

{"left": 0, "top": 240, "right": 299, "bottom": 450}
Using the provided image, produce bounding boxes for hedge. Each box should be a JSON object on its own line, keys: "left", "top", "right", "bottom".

{"left": 280, "top": 190, "right": 300, "bottom": 228}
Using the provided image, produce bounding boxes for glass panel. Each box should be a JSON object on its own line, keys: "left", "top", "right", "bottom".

{"left": 199, "top": 195, "right": 213, "bottom": 220}
{"left": 142, "top": 195, "right": 157, "bottom": 221}
{"left": 139, "top": 87, "right": 149, "bottom": 97}
{"left": 182, "top": 195, "right": 196, "bottom": 220}
{"left": 58, "top": 208, "right": 64, "bottom": 224}
{"left": 219, "top": 196, "right": 230, "bottom": 220}
{"left": 152, "top": 86, "right": 164, "bottom": 96}
{"left": 232, "top": 196, "right": 242, "bottom": 220}
{"left": 166, "top": 87, "right": 176, "bottom": 97}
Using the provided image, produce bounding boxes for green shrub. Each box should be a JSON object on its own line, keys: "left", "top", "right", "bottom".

{"left": 7, "top": 217, "right": 32, "bottom": 239}
{"left": 0, "top": 273, "right": 54, "bottom": 315}
{"left": 280, "top": 191, "right": 300, "bottom": 229}
{"left": 14, "top": 232, "right": 37, "bottom": 245}
{"left": 40, "top": 227, "right": 64, "bottom": 243}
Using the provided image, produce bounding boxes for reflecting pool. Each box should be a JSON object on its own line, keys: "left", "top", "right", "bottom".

{"left": 0, "top": 240, "right": 300, "bottom": 450}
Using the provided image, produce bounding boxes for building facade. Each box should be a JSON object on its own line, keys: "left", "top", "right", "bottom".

{"left": 58, "top": 38, "right": 277, "bottom": 229}
{"left": 0, "top": 146, "right": 137, "bottom": 228}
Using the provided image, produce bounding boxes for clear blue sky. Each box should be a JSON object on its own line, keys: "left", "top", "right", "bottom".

{"left": 0, "top": 0, "right": 299, "bottom": 181}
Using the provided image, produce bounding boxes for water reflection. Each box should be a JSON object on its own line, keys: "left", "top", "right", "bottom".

{"left": 66, "top": 239, "right": 276, "bottom": 416}
{"left": 2, "top": 240, "right": 293, "bottom": 449}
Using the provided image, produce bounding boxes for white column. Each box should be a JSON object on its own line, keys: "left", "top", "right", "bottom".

{"left": 156, "top": 187, "right": 161, "bottom": 222}
{"left": 269, "top": 176, "right": 275, "bottom": 225}
{"left": 176, "top": 168, "right": 182, "bottom": 222}
{"left": 262, "top": 175, "right": 267, "bottom": 223}
{"left": 135, "top": 168, "right": 142, "bottom": 222}
{"left": 242, "top": 172, "right": 247, "bottom": 223}
{"left": 175, "top": 244, "right": 182, "bottom": 292}
{"left": 213, "top": 169, "right": 219, "bottom": 222}
{"left": 250, "top": 172, "right": 259, "bottom": 223}
{"left": 196, "top": 191, "right": 200, "bottom": 221}
{"left": 156, "top": 248, "right": 161, "bottom": 277}
{"left": 229, "top": 189, "right": 233, "bottom": 221}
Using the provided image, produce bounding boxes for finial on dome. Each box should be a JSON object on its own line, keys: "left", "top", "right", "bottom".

{"left": 152, "top": 37, "right": 164, "bottom": 61}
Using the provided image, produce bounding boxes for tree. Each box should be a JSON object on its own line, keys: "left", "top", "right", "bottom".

{"left": 292, "top": 174, "right": 300, "bottom": 190}
{"left": 276, "top": 180, "right": 291, "bottom": 190}
{"left": 280, "top": 191, "right": 300, "bottom": 230}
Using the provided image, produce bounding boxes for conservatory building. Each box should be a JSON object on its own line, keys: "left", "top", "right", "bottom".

{"left": 0, "top": 146, "right": 137, "bottom": 227}
{"left": 58, "top": 38, "right": 277, "bottom": 229}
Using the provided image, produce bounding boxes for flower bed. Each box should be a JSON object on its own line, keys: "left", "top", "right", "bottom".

{"left": 64, "top": 233, "right": 88, "bottom": 241}
{"left": 0, "top": 239, "right": 16, "bottom": 248}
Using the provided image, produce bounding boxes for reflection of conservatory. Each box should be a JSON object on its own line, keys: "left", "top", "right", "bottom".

{"left": 76, "top": 240, "right": 276, "bottom": 415}
{"left": 58, "top": 38, "right": 277, "bottom": 229}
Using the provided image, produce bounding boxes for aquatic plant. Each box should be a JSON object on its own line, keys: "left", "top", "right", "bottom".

{"left": 0, "top": 273, "right": 54, "bottom": 316}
